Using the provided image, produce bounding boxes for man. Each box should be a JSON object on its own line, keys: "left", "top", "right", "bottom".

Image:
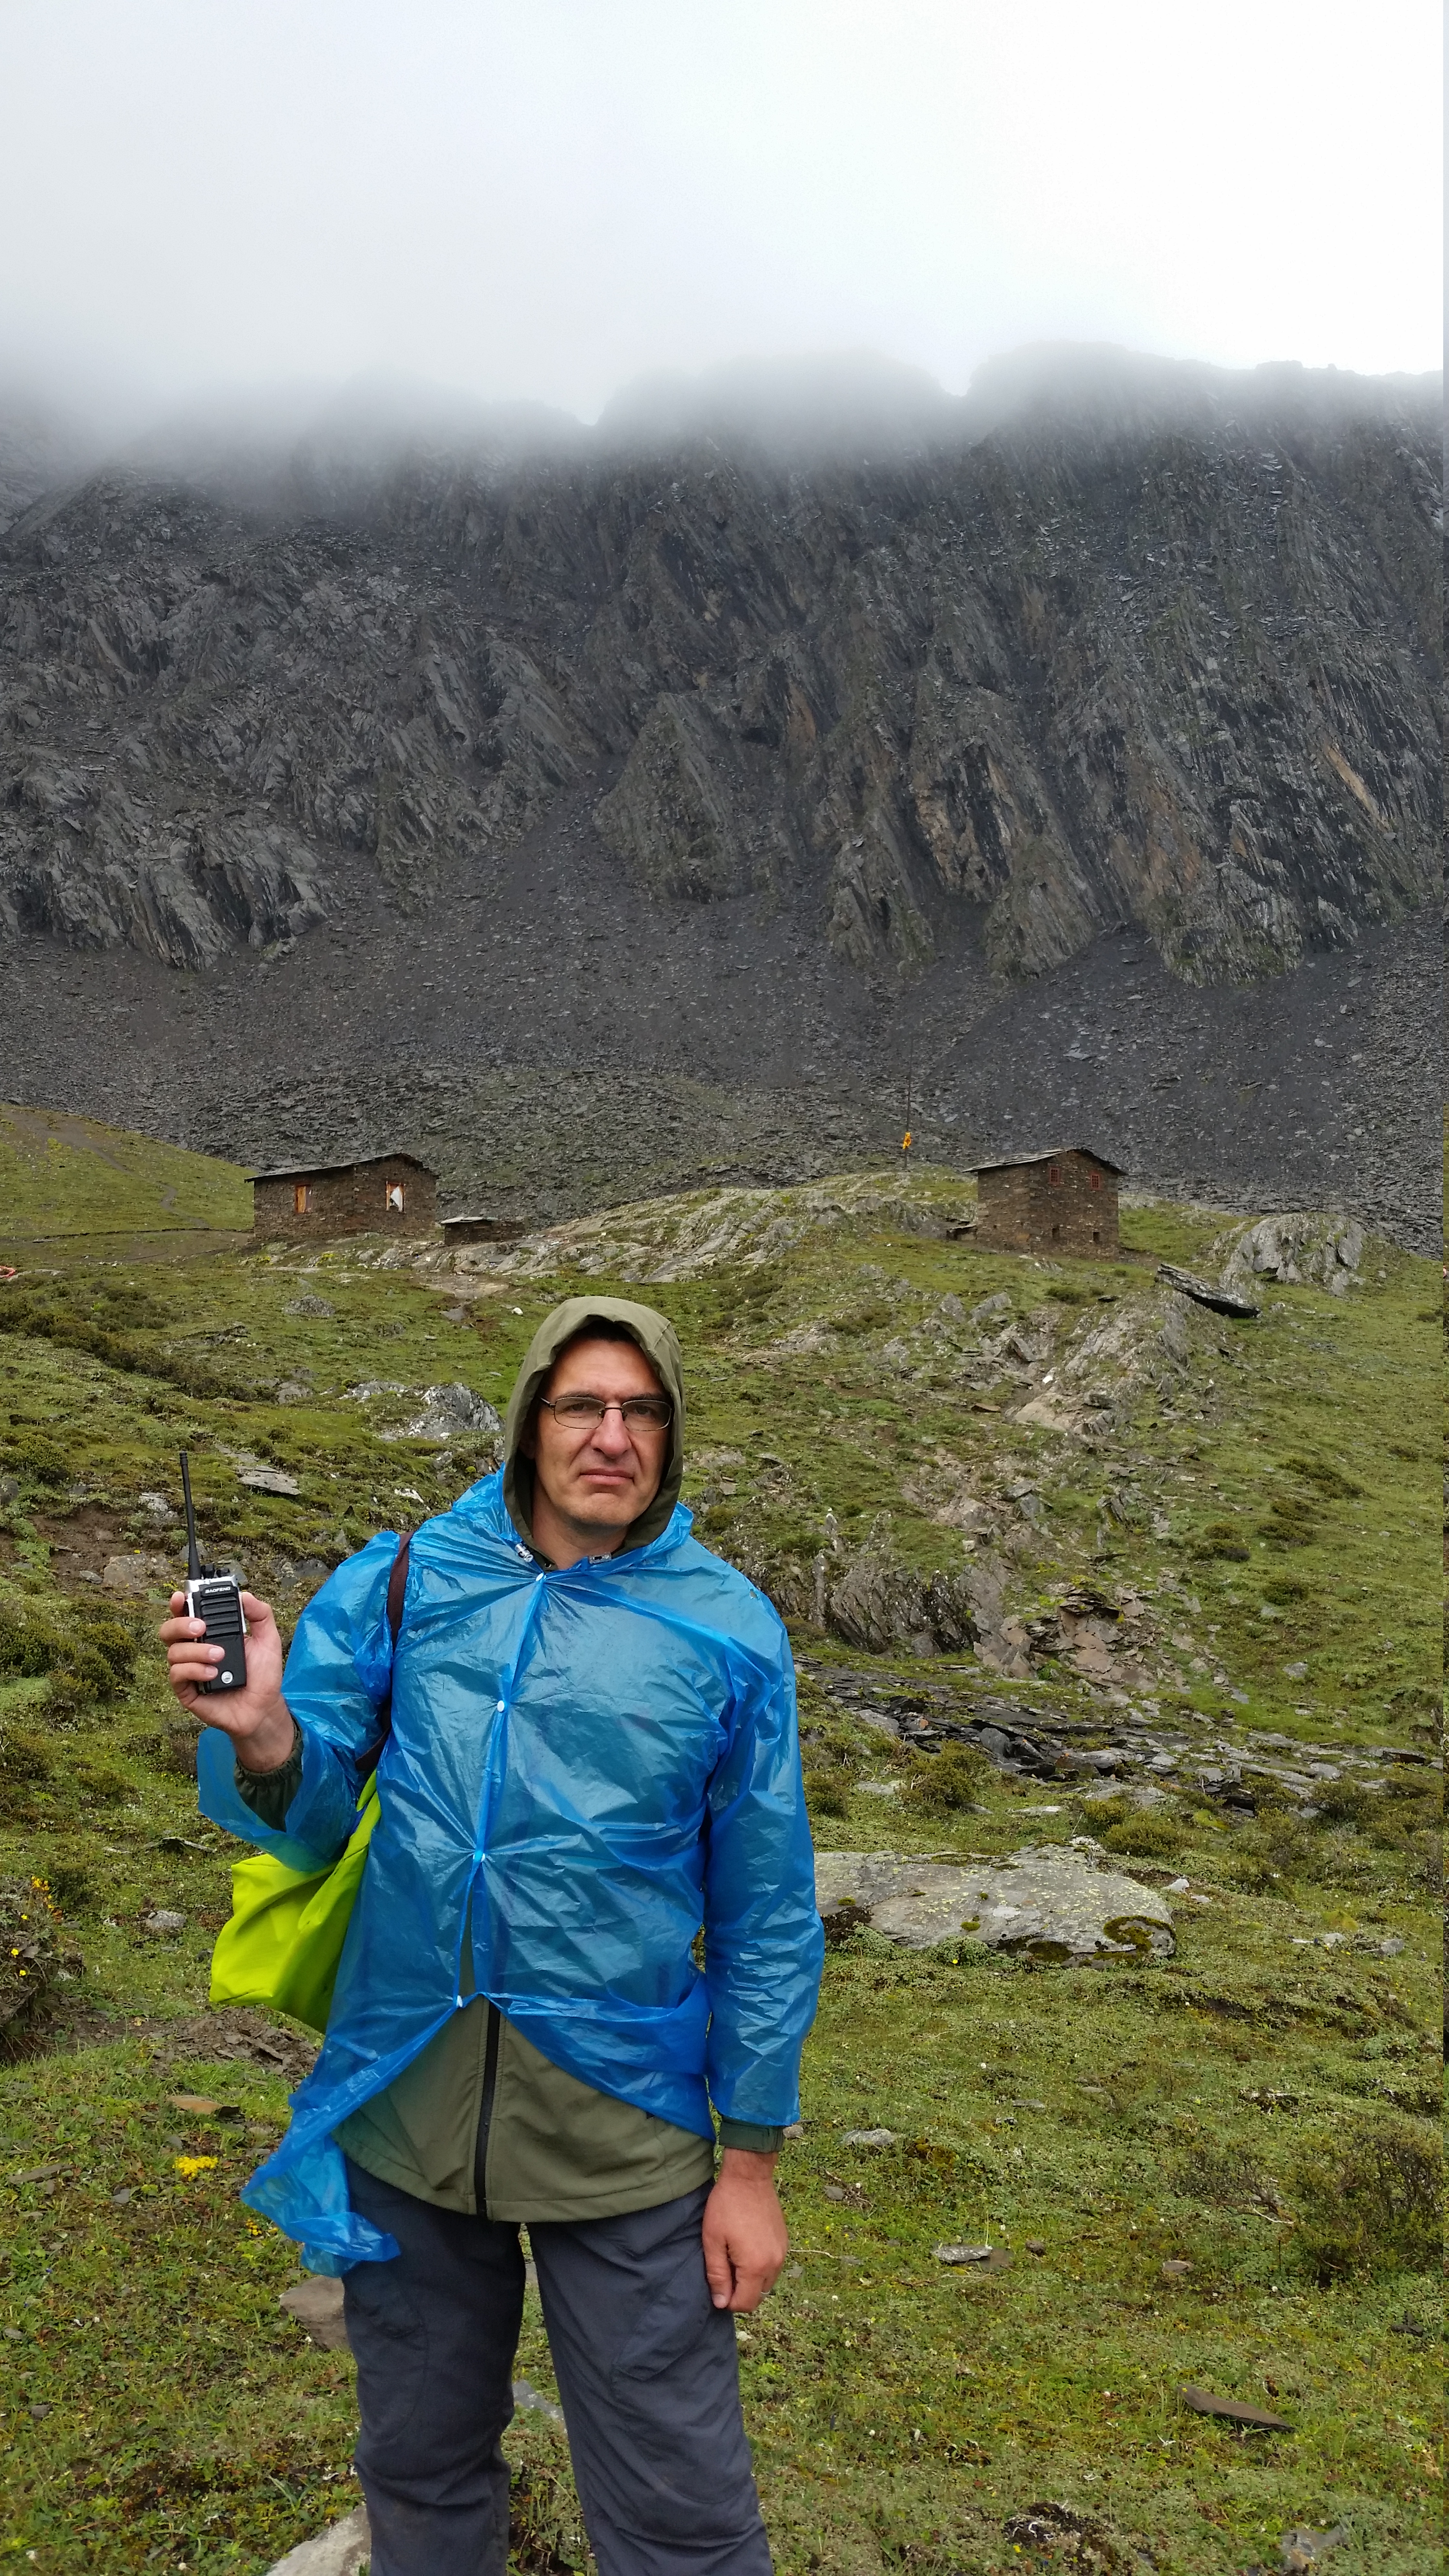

{"left": 162, "top": 1295, "right": 823, "bottom": 2576}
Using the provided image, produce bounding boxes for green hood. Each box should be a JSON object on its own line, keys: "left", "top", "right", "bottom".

{"left": 502, "top": 1295, "right": 686, "bottom": 1555}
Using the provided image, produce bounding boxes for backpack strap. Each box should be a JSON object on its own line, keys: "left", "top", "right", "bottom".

{"left": 386, "top": 1531, "right": 413, "bottom": 1654}
{"left": 357, "top": 1532, "right": 412, "bottom": 1782}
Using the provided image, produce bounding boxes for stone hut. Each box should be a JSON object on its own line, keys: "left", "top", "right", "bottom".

{"left": 970, "top": 1148, "right": 1123, "bottom": 1255}
{"left": 438, "top": 1212, "right": 527, "bottom": 1248}
{"left": 250, "top": 1153, "right": 437, "bottom": 1240}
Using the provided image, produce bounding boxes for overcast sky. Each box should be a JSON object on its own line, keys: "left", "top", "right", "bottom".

{"left": 1, "top": 0, "right": 1440, "bottom": 425}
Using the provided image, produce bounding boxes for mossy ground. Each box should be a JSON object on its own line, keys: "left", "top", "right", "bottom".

{"left": 0, "top": 1137, "right": 1440, "bottom": 2572}
{"left": 0, "top": 1104, "right": 251, "bottom": 1248}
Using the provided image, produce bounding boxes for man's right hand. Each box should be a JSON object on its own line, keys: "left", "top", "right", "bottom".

{"left": 159, "top": 1591, "right": 297, "bottom": 1771}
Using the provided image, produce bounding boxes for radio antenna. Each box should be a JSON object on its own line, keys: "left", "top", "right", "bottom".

{"left": 178, "top": 1450, "right": 204, "bottom": 1582}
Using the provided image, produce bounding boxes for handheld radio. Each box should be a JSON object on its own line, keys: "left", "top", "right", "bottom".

{"left": 179, "top": 1449, "right": 248, "bottom": 1694}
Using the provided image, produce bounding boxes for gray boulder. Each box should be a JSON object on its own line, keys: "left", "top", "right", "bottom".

{"left": 264, "top": 2506, "right": 371, "bottom": 2576}
{"left": 396, "top": 1384, "right": 503, "bottom": 1445}
{"left": 815, "top": 1845, "right": 1174, "bottom": 1964}
{"left": 1216, "top": 1212, "right": 1366, "bottom": 1297}
{"left": 279, "top": 2278, "right": 350, "bottom": 2351}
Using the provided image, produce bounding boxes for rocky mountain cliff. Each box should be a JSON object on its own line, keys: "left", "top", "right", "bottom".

{"left": 0, "top": 349, "right": 1440, "bottom": 1246}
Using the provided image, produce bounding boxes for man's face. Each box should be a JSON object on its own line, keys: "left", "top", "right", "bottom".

{"left": 523, "top": 1335, "right": 670, "bottom": 1548}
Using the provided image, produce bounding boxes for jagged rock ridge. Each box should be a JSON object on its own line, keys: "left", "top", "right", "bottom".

{"left": 0, "top": 352, "right": 1438, "bottom": 986}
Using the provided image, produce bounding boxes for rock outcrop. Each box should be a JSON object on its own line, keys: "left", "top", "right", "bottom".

{"left": 263, "top": 2507, "right": 370, "bottom": 2576}
{"left": 814, "top": 1845, "right": 1175, "bottom": 1963}
{"left": 1, "top": 355, "right": 1437, "bottom": 987}
{"left": 1214, "top": 1211, "right": 1366, "bottom": 1297}
{"left": 0, "top": 351, "right": 1440, "bottom": 1252}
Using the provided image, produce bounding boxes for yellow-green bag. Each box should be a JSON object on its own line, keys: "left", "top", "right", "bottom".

{"left": 208, "top": 1535, "right": 410, "bottom": 2036}
{"left": 209, "top": 1771, "right": 381, "bottom": 2035}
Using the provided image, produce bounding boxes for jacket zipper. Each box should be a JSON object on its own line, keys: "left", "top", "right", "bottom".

{"left": 473, "top": 2001, "right": 501, "bottom": 2219}
{"left": 470, "top": 1574, "right": 548, "bottom": 2222}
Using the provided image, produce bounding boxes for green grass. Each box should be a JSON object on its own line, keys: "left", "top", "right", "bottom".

{"left": 0, "top": 1104, "right": 251, "bottom": 1247}
{"left": 0, "top": 1123, "right": 1440, "bottom": 2571}
{"left": 739, "top": 1925, "right": 1440, "bottom": 2575}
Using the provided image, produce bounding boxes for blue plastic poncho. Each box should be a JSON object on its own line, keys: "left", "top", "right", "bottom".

{"left": 198, "top": 1467, "right": 823, "bottom": 2273}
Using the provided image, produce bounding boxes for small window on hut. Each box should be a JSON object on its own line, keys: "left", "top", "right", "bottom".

{"left": 1047, "top": 1164, "right": 1061, "bottom": 1186}
{"left": 386, "top": 1182, "right": 405, "bottom": 1215}
{"left": 293, "top": 1183, "right": 314, "bottom": 1216}
{"left": 1089, "top": 1169, "right": 1102, "bottom": 1191}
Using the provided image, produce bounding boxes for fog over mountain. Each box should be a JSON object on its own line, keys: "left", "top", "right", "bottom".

{"left": 0, "top": 344, "right": 1440, "bottom": 1248}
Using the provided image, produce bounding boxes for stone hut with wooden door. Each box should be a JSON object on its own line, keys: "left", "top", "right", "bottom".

{"left": 970, "top": 1148, "right": 1123, "bottom": 1255}
{"left": 250, "top": 1153, "right": 438, "bottom": 1241}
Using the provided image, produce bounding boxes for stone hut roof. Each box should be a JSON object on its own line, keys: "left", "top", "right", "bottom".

{"left": 249, "top": 1152, "right": 438, "bottom": 1181}
{"left": 967, "top": 1146, "right": 1126, "bottom": 1176}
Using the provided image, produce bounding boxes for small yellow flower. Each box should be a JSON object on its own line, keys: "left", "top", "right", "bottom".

{"left": 174, "top": 2156, "right": 218, "bottom": 2178}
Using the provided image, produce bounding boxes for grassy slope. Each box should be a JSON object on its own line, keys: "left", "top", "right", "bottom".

{"left": 0, "top": 1143, "right": 1440, "bottom": 2574}
{"left": 0, "top": 1104, "right": 251, "bottom": 1246}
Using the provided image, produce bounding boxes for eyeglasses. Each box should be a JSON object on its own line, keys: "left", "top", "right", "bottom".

{"left": 539, "top": 1393, "right": 674, "bottom": 1432}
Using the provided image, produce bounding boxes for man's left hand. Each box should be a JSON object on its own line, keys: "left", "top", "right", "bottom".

{"left": 702, "top": 2149, "right": 788, "bottom": 2312}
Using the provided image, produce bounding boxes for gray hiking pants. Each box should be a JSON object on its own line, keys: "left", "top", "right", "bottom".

{"left": 341, "top": 2159, "right": 772, "bottom": 2576}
